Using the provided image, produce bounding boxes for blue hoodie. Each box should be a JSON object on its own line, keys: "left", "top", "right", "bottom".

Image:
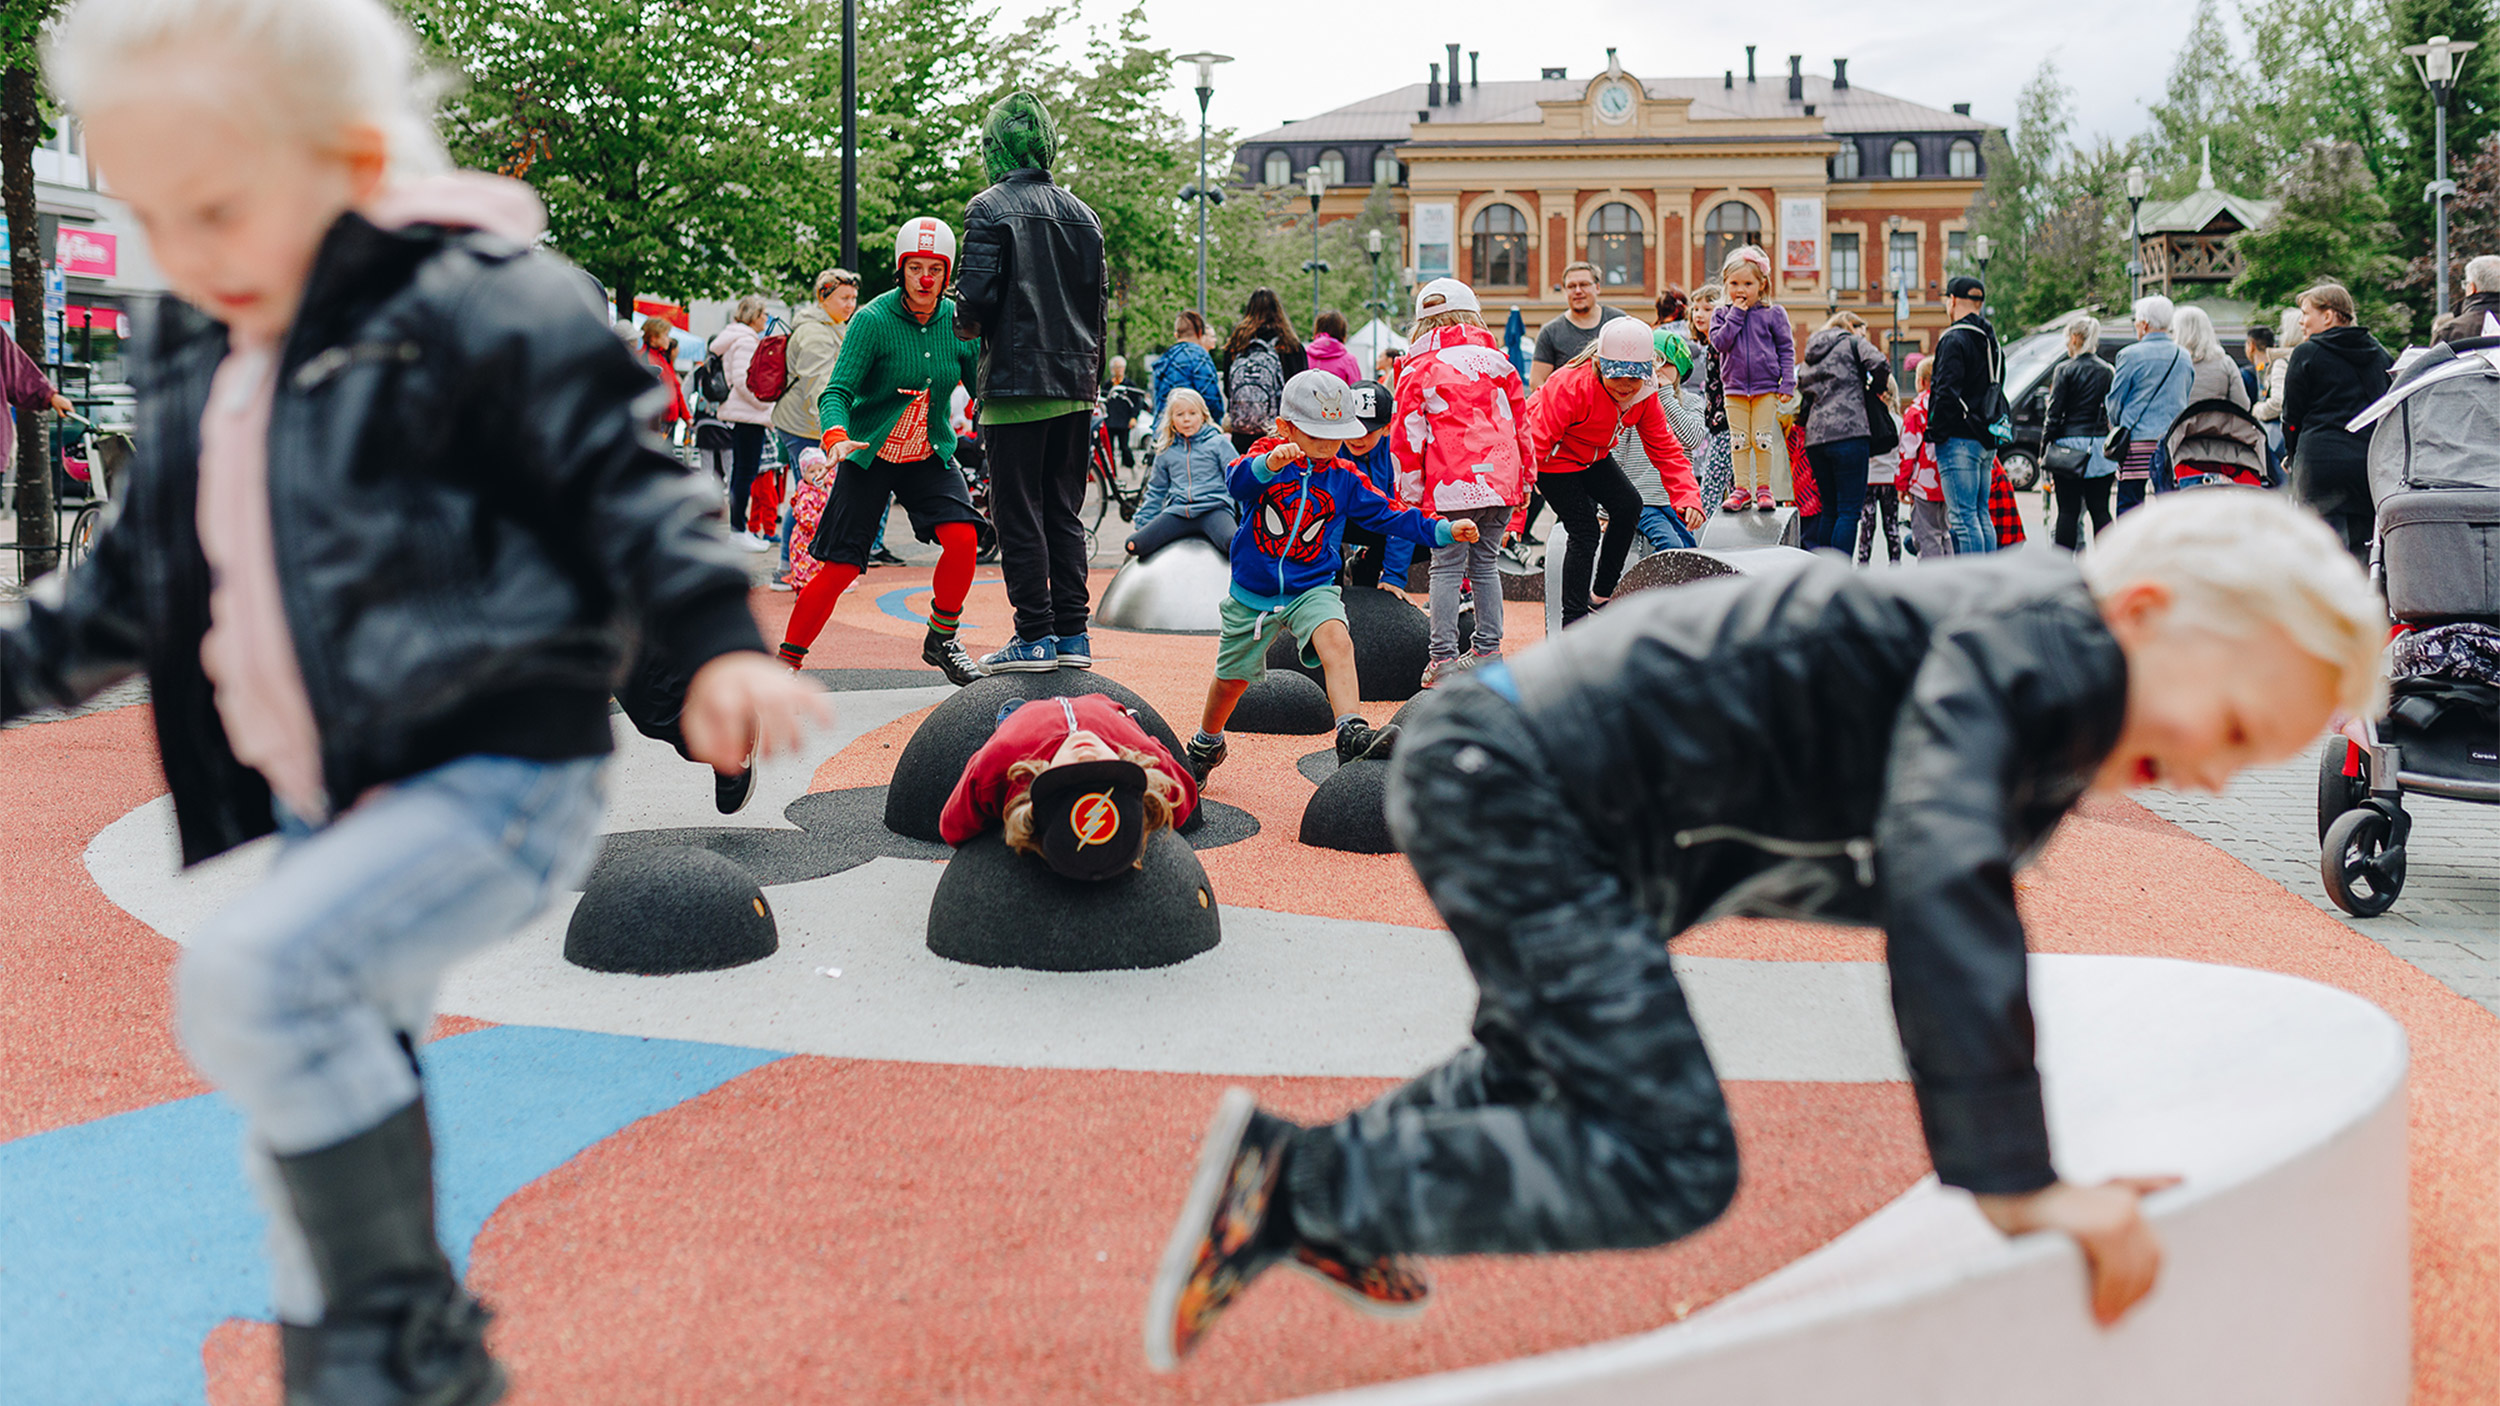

{"left": 1225, "top": 440, "right": 1453, "bottom": 609}
{"left": 1137, "top": 424, "right": 1233, "bottom": 525}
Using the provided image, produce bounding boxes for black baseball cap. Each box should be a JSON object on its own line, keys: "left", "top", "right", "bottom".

{"left": 1946, "top": 274, "right": 1986, "bottom": 302}
{"left": 1343, "top": 379, "right": 1395, "bottom": 432}
{"left": 1027, "top": 757, "right": 1150, "bottom": 881}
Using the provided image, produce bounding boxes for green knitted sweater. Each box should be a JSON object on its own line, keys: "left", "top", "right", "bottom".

{"left": 816, "top": 288, "right": 982, "bottom": 467}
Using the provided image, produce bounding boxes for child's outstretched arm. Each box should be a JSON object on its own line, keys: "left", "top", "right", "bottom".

{"left": 0, "top": 509, "right": 146, "bottom": 725}
{"left": 1875, "top": 612, "right": 2173, "bottom": 1325}
{"left": 1347, "top": 480, "right": 1465, "bottom": 549}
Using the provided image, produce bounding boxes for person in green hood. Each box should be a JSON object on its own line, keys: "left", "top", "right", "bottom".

{"left": 955, "top": 91, "right": 1111, "bottom": 674}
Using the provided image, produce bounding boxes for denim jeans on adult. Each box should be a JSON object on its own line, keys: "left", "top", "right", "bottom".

{"left": 177, "top": 754, "right": 607, "bottom": 1320}
{"left": 1936, "top": 436, "right": 1995, "bottom": 553}
{"left": 1635, "top": 505, "right": 1696, "bottom": 551}
{"left": 1803, "top": 435, "right": 1871, "bottom": 553}
{"left": 1429, "top": 505, "right": 1513, "bottom": 661}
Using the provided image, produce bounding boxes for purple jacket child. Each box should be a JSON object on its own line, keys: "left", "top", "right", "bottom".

{"left": 1708, "top": 301, "right": 1796, "bottom": 399}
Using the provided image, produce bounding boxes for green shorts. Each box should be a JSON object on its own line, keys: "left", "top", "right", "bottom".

{"left": 1215, "top": 586, "right": 1346, "bottom": 682}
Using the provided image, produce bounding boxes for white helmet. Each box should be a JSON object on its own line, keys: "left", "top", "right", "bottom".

{"left": 895, "top": 216, "right": 956, "bottom": 283}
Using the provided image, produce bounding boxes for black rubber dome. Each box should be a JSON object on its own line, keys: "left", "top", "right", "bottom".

{"left": 564, "top": 846, "right": 778, "bottom": 974}
{"left": 926, "top": 830, "right": 1221, "bottom": 971}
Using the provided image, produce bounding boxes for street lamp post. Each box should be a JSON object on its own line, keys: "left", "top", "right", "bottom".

{"left": 1303, "top": 166, "right": 1331, "bottom": 328}
{"left": 1885, "top": 214, "right": 1906, "bottom": 368}
{"left": 1364, "top": 226, "right": 1388, "bottom": 323}
{"left": 840, "top": 0, "right": 857, "bottom": 271}
{"left": 1973, "top": 233, "right": 1993, "bottom": 317}
{"left": 1174, "top": 52, "right": 1233, "bottom": 322}
{"left": 2403, "top": 34, "right": 2480, "bottom": 323}
{"left": 2124, "top": 165, "right": 2148, "bottom": 305}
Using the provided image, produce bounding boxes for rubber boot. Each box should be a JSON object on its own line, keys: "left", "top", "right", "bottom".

{"left": 274, "top": 1099, "right": 507, "bottom": 1406}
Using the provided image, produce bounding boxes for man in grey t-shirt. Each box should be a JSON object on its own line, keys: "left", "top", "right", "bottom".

{"left": 1529, "top": 260, "right": 1627, "bottom": 387}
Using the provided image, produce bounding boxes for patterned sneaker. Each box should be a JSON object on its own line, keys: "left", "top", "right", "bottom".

{"left": 1184, "top": 733, "right": 1228, "bottom": 784}
{"left": 1721, "top": 488, "right": 1753, "bottom": 512}
{"left": 978, "top": 635, "right": 1059, "bottom": 674}
{"left": 1754, "top": 493, "right": 1779, "bottom": 512}
{"left": 1287, "top": 1241, "right": 1432, "bottom": 1320}
{"left": 922, "top": 630, "right": 982, "bottom": 687}
{"left": 1055, "top": 633, "right": 1094, "bottom": 669}
{"left": 1144, "top": 1089, "right": 1298, "bottom": 1372}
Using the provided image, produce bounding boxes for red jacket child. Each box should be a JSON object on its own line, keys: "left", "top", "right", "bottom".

{"left": 1524, "top": 359, "right": 1701, "bottom": 515}
{"left": 939, "top": 693, "right": 1198, "bottom": 847}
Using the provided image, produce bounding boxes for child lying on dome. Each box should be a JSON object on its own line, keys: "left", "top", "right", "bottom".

{"left": 941, "top": 693, "right": 1196, "bottom": 880}
{"left": 1146, "top": 488, "right": 2388, "bottom": 1368}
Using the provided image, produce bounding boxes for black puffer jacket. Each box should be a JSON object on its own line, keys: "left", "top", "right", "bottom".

{"left": 2042, "top": 351, "right": 2112, "bottom": 440}
{"left": 0, "top": 213, "right": 763, "bottom": 865}
{"left": 954, "top": 169, "right": 1109, "bottom": 402}
{"left": 2282, "top": 323, "right": 2395, "bottom": 517}
{"left": 1926, "top": 312, "right": 2002, "bottom": 444}
{"left": 1486, "top": 551, "right": 2126, "bottom": 1193}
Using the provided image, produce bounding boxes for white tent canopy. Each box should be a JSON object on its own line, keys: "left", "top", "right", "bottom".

{"left": 1346, "top": 318, "right": 1410, "bottom": 377}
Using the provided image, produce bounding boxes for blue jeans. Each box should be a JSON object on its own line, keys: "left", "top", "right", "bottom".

{"left": 177, "top": 754, "right": 606, "bottom": 1319}
{"left": 1936, "top": 437, "right": 1995, "bottom": 554}
{"left": 1635, "top": 504, "right": 1696, "bottom": 550}
{"left": 1804, "top": 435, "right": 1871, "bottom": 552}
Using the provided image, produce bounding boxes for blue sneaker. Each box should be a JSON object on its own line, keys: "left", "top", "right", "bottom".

{"left": 978, "top": 635, "right": 1059, "bottom": 674}
{"left": 1056, "top": 633, "right": 1093, "bottom": 669}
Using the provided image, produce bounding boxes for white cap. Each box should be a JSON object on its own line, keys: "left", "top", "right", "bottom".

{"left": 1414, "top": 278, "right": 1480, "bottom": 318}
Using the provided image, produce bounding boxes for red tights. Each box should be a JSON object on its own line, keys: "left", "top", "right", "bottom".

{"left": 781, "top": 521, "right": 980, "bottom": 655}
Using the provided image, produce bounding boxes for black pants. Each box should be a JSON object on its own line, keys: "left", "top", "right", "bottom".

{"left": 2319, "top": 509, "right": 2373, "bottom": 565}
{"left": 1285, "top": 681, "right": 1740, "bottom": 1258}
{"left": 1109, "top": 421, "right": 1138, "bottom": 469}
{"left": 984, "top": 411, "right": 1095, "bottom": 641}
{"left": 807, "top": 454, "right": 984, "bottom": 569}
{"left": 1127, "top": 507, "right": 1235, "bottom": 558}
{"left": 726, "top": 422, "right": 766, "bottom": 533}
{"left": 2050, "top": 470, "right": 2113, "bottom": 550}
{"left": 1542, "top": 456, "right": 1643, "bottom": 624}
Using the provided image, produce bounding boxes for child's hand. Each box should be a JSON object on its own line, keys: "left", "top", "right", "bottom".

{"left": 1449, "top": 519, "right": 1482, "bottom": 543}
{"left": 683, "top": 652, "right": 835, "bottom": 774}
{"left": 1679, "top": 505, "right": 1706, "bottom": 531}
{"left": 1266, "top": 442, "right": 1306, "bottom": 470}
{"left": 1973, "top": 1175, "right": 2182, "bottom": 1326}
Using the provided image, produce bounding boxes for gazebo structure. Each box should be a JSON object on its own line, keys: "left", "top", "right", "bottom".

{"left": 2133, "top": 138, "right": 2279, "bottom": 301}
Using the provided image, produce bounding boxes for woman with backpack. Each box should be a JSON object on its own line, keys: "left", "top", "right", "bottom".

{"left": 1220, "top": 287, "right": 1308, "bottom": 453}
{"left": 1795, "top": 311, "right": 1891, "bottom": 551}
{"left": 705, "top": 294, "right": 777, "bottom": 551}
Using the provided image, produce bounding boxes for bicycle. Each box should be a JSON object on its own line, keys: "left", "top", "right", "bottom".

{"left": 1083, "top": 416, "right": 1144, "bottom": 551}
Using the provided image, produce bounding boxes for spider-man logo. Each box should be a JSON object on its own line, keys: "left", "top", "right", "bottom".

{"left": 1252, "top": 478, "right": 1337, "bottom": 562}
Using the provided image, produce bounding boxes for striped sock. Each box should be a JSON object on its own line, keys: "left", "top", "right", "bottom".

{"left": 926, "top": 604, "right": 962, "bottom": 638}
{"left": 777, "top": 641, "right": 808, "bottom": 670}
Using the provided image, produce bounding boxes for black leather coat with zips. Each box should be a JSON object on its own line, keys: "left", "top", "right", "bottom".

{"left": 0, "top": 213, "right": 763, "bottom": 865}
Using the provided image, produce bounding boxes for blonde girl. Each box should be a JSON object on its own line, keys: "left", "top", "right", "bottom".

{"left": 1704, "top": 245, "right": 1797, "bottom": 510}
{"left": 1129, "top": 386, "right": 1234, "bottom": 557}
{"left": 29, "top": 0, "right": 826, "bottom": 1396}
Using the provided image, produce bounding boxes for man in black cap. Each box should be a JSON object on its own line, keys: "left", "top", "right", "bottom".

{"left": 1927, "top": 274, "right": 2005, "bottom": 554}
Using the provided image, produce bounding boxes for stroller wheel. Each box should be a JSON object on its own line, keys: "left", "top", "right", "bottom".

{"left": 2317, "top": 736, "right": 2370, "bottom": 841}
{"left": 2320, "top": 806, "right": 2405, "bottom": 918}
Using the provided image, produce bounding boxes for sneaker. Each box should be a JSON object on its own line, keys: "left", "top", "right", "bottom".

{"left": 1184, "top": 733, "right": 1228, "bottom": 784}
{"left": 1056, "top": 633, "right": 1093, "bottom": 669}
{"left": 766, "top": 577, "right": 793, "bottom": 593}
{"left": 1419, "top": 657, "right": 1455, "bottom": 690}
{"left": 922, "top": 630, "right": 982, "bottom": 687}
{"left": 1286, "top": 1242, "right": 1431, "bottom": 1320}
{"left": 1753, "top": 494, "right": 1779, "bottom": 512}
{"left": 714, "top": 739, "right": 757, "bottom": 815}
{"left": 1144, "top": 1089, "right": 1298, "bottom": 1372}
{"left": 732, "top": 531, "right": 774, "bottom": 553}
{"left": 1721, "top": 488, "right": 1752, "bottom": 512}
{"left": 978, "top": 635, "right": 1059, "bottom": 674}
{"left": 1466, "top": 647, "right": 1503, "bottom": 670}
{"left": 1334, "top": 719, "right": 1400, "bottom": 766}
{"left": 868, "top": 546, "right": 907, "bottom": 566}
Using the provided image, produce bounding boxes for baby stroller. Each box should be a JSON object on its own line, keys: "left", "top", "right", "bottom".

{"left": 2163, "top": 397, "right": 2274, "bottom": 488}
{"left": 2316, "top": 339, "right": 2500, "bottom": 916}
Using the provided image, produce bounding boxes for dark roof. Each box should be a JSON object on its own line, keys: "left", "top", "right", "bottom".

{"left": 1246, "top": 75, "right": 1992, "bottom": 145}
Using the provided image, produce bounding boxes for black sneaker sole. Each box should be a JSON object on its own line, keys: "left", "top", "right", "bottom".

{"left": 1144, "top": 1088, "right": 1259, "bottom": 1373}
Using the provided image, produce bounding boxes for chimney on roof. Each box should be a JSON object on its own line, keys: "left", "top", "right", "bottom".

{"left": 1786, "top": 54, "right": 1803, "bottom": 101}
{"left": 1833, "top": 58, "right": 1849, "bottom": 90}
{"left": 1429, "top": 63, "right": 1441, "bottom": 106}
{"left": 1447, "top": 44, "right": 1462, "bottom": 104}
{"left": 1745, "top": 45, "right": 1757, "bottom": 83}
{"left": 1470, "top": 51, "right": 1479, "bottom": 88}
{"left": 1952, "top": 102, "right": 1971, "bottom": 116}
{"left": 1725, "top": 69, "right": 1734, "bottom": 89}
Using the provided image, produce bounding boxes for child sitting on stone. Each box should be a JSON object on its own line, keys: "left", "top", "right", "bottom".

{"left": 1126, "top": 388, "right": 1234, "bottom": 559}
{"left": 1185, "top": 372, "right": 1479, "bottom": 781}
{"left": 940, "top": 693, "right": 1196, "bottom": 879}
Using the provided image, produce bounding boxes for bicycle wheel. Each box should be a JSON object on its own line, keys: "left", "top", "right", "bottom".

{"left": 66, "top": 504, "right": 104, "bottom": 571}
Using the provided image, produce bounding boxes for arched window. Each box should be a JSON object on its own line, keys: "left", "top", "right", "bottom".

{"left": 1888, "top": 139, "right": 1920, "bottom": 179}
{"left": 1317, "top": 149, "right": 1346, "bottom": 186}
{"left": 1374, "top": 152, "right": 1401, "bottom": 186}
{"left": 1471, "top": 203, "right": 1529, "bottom": 288}
{"left": 1586, "top": 202, "right": 1645, "bottom": 288}
{"left": 1831, "top": 140, "right": 1861, "bottom": 180}
{"left": 1263, "top": 150, "right": 1292, "bottom": 186}
{"left": 1947, "top": 139, "right": 1979, "bottom": 179}
{"left": 1702, "top": 201, "right": 1763, "bottom": 278}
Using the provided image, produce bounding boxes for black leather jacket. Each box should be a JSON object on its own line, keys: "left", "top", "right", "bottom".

{"left": 0, "top": 214, "right": 763, "bottom": 865}
{"left": 1495, "top": 551, "right": 2126, "bottom": 1193}
{"left": 2042, "top": 351, "right": 2112, "bottom": 441}
{"left": 954, "top": 169, "right": 1109, "bottom": 401}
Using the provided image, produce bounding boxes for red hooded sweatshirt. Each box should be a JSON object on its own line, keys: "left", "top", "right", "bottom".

{"left": 1524, "top": 359, "right": 1701, "bottom": 513}
{"left": 938, "top": 693, "right": 1197, "bottom": 846}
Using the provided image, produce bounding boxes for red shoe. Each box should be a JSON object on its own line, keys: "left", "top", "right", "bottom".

{"left": 1721, "top": 488, "right": 1753, "bottom": 512}
{"left": 1754, "top": 493, "right": 1780, "bottom": 512}
{"left": 1144, "top": 1090, "right": 1296, "bottom": 1371}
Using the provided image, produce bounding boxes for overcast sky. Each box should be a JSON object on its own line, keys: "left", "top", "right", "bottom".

{"left": 1001, "top": 0, "right": 2215, "bottom": 160}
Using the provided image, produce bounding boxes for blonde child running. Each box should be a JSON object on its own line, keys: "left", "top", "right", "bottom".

{"left": 13, "top": 0, "right": 828, "bottom": 1399}
{"left": 1390, "top": 278, "right": 1534, "bottom": 686}
{"left": 1706, "top": 245, "right": 1797, "bottom": 511}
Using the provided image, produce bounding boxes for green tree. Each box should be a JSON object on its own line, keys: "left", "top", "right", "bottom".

{"left": 1965, "top": 59, "right": 2074, "bottom": 326}
{"left": 2399, "top": 130, "right": 2500, "bottom": 316}
{"left": 1, "top": 0, "right": 61, "bottom": 574}
{"left": 2238, "top": 0, "right": 2399, "bottom": 184}
{"left": 2385, "top": 0, "right": 2500, "bottom": 281}
{"left": 2145, "top": 0, "right": 2270, "bottom": 195}
{"left": 2233, "top": 138, "right": 2412, "bottom": 341}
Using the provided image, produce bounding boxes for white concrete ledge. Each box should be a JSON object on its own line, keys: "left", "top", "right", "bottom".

{"left": 1277, "top": 956, "right": 2410, "bottom": 1406}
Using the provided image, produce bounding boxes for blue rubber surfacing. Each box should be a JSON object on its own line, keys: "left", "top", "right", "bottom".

{"left": 0, "top": 1025, "right": 783, "bottom": 1405}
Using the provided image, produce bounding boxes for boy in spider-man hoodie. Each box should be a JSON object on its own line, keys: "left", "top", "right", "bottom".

{"left": 1186, "top": 373, "right": 1479, "bottom": 781}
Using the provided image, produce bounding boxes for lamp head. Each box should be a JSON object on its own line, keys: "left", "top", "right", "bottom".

{"left": 2403, "top": 36, "right": 2476, "bottom": 86}
{"left": 2125, "top": 165, "right": 2148, "bottom": 201}
{"left": 1176, "top": 51, "right": 1233, "bottom": 91}
{"left": 1306, "top": 165, "right": 1326, "bottom": 202}
{"left": 1973, "top": 233, "right": 1993, "bottom": 263}
{"left": 1366, "top": 227, "right": 1384, "bottom": 255}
